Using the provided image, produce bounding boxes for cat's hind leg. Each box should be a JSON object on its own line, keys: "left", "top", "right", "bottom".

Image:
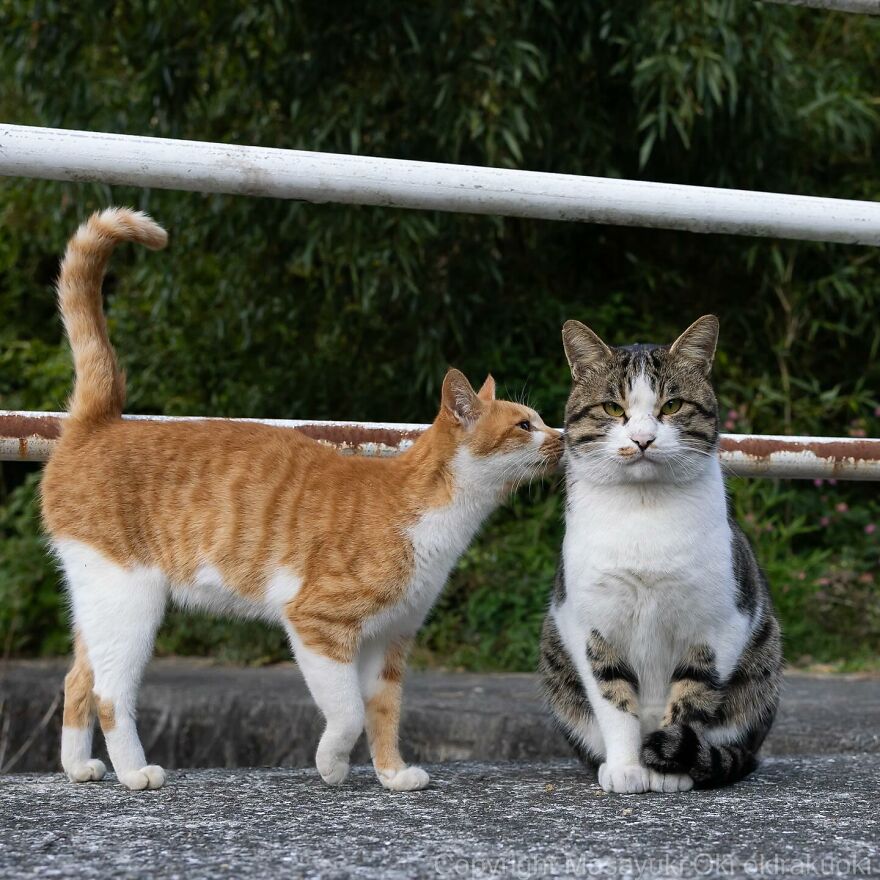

{"left": 61, "top": 631, "right": 106, "bottom": 782}
{"left": 359, "top": 635, "right": 429, "bottom": 792}
{"left": 285, "top": 617, "right": 365, "bottom": 786}
{"left": 641, "top": 641, "right": 770, "bottom": 790}
{"left": 539, "top": 614, "right": 603, "bottom": 772}
{"left": 58, "top": 540, "right": 168, "bottom": 791}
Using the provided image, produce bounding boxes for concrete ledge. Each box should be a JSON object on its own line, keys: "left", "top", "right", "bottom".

{"left": 1, "top": 659, "right": 878, "bottom": 773}
{"left": 1, "top": 757, "right": 877, "bottom": 879}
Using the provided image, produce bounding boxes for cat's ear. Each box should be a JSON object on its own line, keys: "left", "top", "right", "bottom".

{"left": 669, "top": 315, "right": 719, "bottom": 375}
{"left": 562, "top": 320, "right": 612, "bottom": 380}
{"left": 476, "top": 374, "right": 496, "bottom": 402}
{"left": 442, "top": 368, "right": 483, "bottom": 426}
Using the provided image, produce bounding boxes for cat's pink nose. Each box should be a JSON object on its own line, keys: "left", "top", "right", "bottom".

{"left": 630, "top": 433, "right": 655, "bottom": 451}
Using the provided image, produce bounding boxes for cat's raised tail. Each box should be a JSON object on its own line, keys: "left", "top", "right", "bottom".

{"left": 57, "top": 208, "right": 167, "bottom": 425}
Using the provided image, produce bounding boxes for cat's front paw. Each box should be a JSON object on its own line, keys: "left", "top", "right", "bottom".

{"left": 316, "top": 752, "right": 350, "bottom": 786}
{"left": 378, "top": 765, "right": 430, "bottom": 792}
{"left": 648, "top": 769, "right": 694, "bottom": 793}
{"left": 598, "top": 763, "right": 651, "bottom": 794}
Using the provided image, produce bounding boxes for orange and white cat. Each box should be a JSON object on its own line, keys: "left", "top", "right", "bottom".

{"left": 41, "top": 208, "right": 563, "bottom": 793}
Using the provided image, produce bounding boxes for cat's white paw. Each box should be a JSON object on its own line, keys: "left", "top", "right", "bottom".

{"left": 118, "top": 765, "right": 166, "bottom": 791}
{"left": 649, "top": 769, "right": 694, "bottom": 793}
{"left": 378, "top": 765, "right": 430, "bottom": 792}
{"left": 316, "top": 753, "right": 350, "bottom": 786}
{"left": 598, "top": 763, "right": 651, "bottom": 794}
{"left": 66, "top": 759, "right": 106, "bottom": 783}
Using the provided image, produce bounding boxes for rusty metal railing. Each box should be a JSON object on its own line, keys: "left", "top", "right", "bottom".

{"left": 0, "top": 125, "right": 878, "bottom": 482}
{"left": 2, "top": 411, "right": 878, "bottom": 481}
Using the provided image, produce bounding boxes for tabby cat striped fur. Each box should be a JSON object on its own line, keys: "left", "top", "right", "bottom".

{"left": 539, "top": 316, "right": 782, "bottom": 792}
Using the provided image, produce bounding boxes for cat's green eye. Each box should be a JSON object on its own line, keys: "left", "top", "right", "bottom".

{"left": 661, "top": 398, "right": 683, "bottom": 415}
{"left": 603, "top": 402, "right": 625, "bottom": 418}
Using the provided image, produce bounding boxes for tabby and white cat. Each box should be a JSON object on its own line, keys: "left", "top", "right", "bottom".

{"left": 540, "top": 316, "right": 782, "bottom": 792}
{"left": 42, "top": 208, "right": 563, "bottom": 792}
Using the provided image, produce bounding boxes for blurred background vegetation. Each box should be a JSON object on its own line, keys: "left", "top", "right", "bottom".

{"left": 1, "top": 1, "right": 877, "bottom": 671}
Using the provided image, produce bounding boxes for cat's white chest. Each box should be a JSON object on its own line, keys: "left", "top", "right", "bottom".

{"left": 561, "top": 465, "right": 738, "bottom": 704}
{"left": 565, "top": 500, "right": 730, "bottom": 609}
{"left": 408, "top": 507, "right": 474, "bottom": 596}
{"left": 363, "top": 489, "right": 495, "bottom": 639}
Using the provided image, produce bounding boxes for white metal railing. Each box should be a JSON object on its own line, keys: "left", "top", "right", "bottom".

{"left": 768, "top": 0, "right": 880, "bottom": 13}
{"left": 2, "top": 125, "right": 880, "bottom": 245}
{"left": 1, "top": 125, "right": 878, "bottom": 480}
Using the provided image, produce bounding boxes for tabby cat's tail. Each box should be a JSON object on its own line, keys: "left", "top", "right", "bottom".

{"left": 641, "top": 723, "right": 764, "bottom": 789}
{"left": 57, "top": 208, "right": 167, "bottom": 425}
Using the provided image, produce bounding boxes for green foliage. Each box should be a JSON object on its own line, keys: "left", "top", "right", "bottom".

{"left": 420, "top": 487, "right": 564, "bottom": 672}
{"left": 0, "top": 473, "right": 68, "bottom": 656}
{"left": 0, "top": 1, "right": 878, "bottom": 669}
{"left": 729, "top": 476, "right": 880, "bottom": 670}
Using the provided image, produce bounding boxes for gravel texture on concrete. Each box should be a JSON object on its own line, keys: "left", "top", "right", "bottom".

{"left": 1, "top": 756, "right": 877, "bottom": 879}
{"left": 2, "top": 660, "right": 878, "bottom": 773}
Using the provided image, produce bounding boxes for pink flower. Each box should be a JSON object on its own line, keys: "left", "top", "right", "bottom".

{"left": 866, "top": 523, "right": 876, "bottom": 535}
{"left": 724, "top": 419, "right": 736, "bottom": 430}
{"left": 874, "top": 406, "right": 880, "bottom": 417}
{"left": 850, "top": 427, "right": 867, "bottom": 438}
{"left": 858, "top": 572, "right": 874, "bottom": 584}
{"left": 813, "top": 479, "right": 823, "bottom": 488}
{"left": 796, "top": 571, "right": 806, "bottom": 581}
{"left": 828, "top": 479, "right": 837, "bottom": 486}
{"left": 836, "top": 502, "right": 848, "bottom": 513}
{"left": 727, "top": 409, "right": 738, "bottom": 420}
{"left": 820, "top": 516, "right": 831, "bottom": 527}
{"left": 816, "top": 577, "right": 831, "bottom": 586}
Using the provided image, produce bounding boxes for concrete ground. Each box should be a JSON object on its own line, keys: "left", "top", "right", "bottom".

{"left": 1, "top": 758, "right": 877, "bottom": 879}
{"left": 1, "top": 662, "right": 878, "bottom": 878}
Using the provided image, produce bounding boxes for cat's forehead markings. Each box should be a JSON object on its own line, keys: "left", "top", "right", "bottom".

{"left": 627, "top": 372, "right": 657, "bottom": 412}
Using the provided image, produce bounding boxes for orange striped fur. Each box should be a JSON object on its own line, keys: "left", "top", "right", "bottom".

{"left": 43, "top": 208, "right": 563, "bottom": 792}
